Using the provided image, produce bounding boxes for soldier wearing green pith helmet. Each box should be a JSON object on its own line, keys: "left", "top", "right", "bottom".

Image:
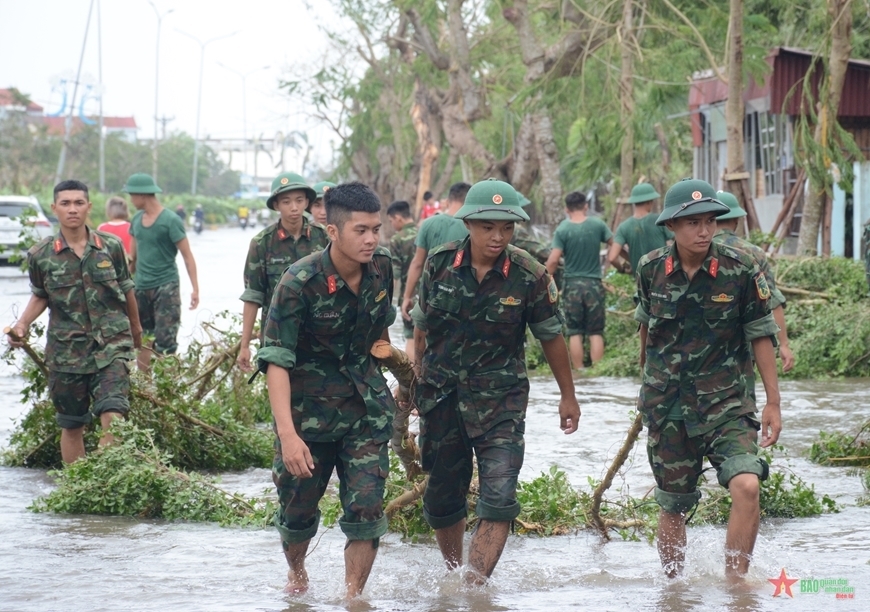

{"left": 635, "top": 178, "right": 781, "bottom": 582}
{"left": 607, "top": 182, "right": 673, "bottom": 275}
{"left": 308, "top": 181, "right": 335, "bottom": 225}
{"left": 237, "top": 172, "right": 329, "bottom": 372}
{"left": 411, "top": 178, "right": 580, "bottom": 585}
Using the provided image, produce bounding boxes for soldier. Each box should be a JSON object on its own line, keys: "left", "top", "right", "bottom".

{"left": 713, "top": 191, "right": 794, "bottom": 372}
{"left": 545, "top": 191, "right": 613, "bottom": 369}
{"left": 257, "top": 182, "right": 396, "bottom": 599}
{"left": 387, "top": 200, "right": 418, "bottom": 356}
{"left": 124, "top": 173, "right": 199, "bottom": 369}
{"left": 411, "top": 179, "right": 581, "bottom": 584}
{"left": 308, "top": 180, "right": 335, "bottom": 226}
{"left": 635, "top": 179, "right": 781, "bottom": 581}
{"left": 510, "top": 190, "right": 563, "bottom": 288}
{"left": 401, "top": 182, "right": 471, "bottom": 320}
{"left": 607, "top": 183, "right": 673, "bottom": 275}
{"left": 238, "top": 172, "right": 329, "bottom": 371}
{"left": 6, "top": 180, "right": 142, "bottom": 463}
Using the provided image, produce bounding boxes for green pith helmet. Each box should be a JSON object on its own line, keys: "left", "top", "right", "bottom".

{"left": 313, "top": 181, "right": 336, "bottom": 200}
{"left": 454, "top": 179, "right": 530, "bottom": 222}
{"left": 715, "top": 190, "right": 747, "bottom": 220}
{"left": 656, "top": 178, "right": 729, "bottom": 226}
{"left": 515, "top": 189, "right": 532, "bottom": 208}
{"left": 627, "top": 182, "right": 660, "bottom": 204}
{"left": 267, "top": 172, "right": 316, "bottom": 210}
{"left": 122, "top": 173, "right": 162, "bottom": 194}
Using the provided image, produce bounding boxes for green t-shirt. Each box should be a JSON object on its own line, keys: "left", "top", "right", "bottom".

{"left": 614, "top": 213, "right": 673, "bottom": 274}
{"left": 552, "top": 216, "right": 612, "bottom": 279}
{"left": 130, "top": 209, "right": 187, "bottom": 289}
{"left": 415, "top": 213, "right": 469, "bottom": 252}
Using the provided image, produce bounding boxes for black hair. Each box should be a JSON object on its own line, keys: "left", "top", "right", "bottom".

{"left": 324, "top": 181, "right": 382, "bottom": 228}
{"left": 54, "top": 179, "right": 89, "bottom": 202}
{"left": 565, "top": 191, "right": 587, "bottom": 211}
{"left": 423, "top": 191, "right": 433, "bottom": 201}
{"left": 448, "top": 182, "right": 471, "bottom": 204}
{"left": 387, "top": 200, "right": 412, "bottom": 218}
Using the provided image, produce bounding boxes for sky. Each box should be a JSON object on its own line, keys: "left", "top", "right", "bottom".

{"left": 0, "top": 0, "right": 343, "bottom": 177}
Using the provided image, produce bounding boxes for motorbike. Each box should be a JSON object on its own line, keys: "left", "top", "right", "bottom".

{"left": 193, "top": 217, "right": 203, "bottom": 234}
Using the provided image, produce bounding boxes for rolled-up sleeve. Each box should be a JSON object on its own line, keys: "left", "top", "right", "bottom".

{"left": 240, "top": 238, "right": 266, "bottom": 306}
{"left": 527, "top": 273, "right": 564, "bottom": 341}
{"left": 28, "top": 252, "right": 48, "bottom": 298}
{"left": 257, "top": 272, "right": 304, "bottom": 372}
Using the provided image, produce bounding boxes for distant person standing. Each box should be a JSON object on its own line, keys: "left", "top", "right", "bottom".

{"left": 607, "top": 183, "right": 673, "bottom": 276}
{"left": 387, "top": 200, "right": 418, "bottom": 356}
{"left": 546, "top": 191, "right": 613, "bottom": 369}
{"left": 175, "top": 204, "right": 187, "bottom": 227}
{"left": 308, "top": 181, "right": 335, "bottom": 226}
{"left": 124, "top": 173, "right": 199, "bottom": 368}
{"left": 401, "top": 182, "right": 471, "bottom": 320}
{"left": 420, "top": 190, "right": 438, "bottom": 220}
{"left": 97, "top": 196, "right": 133, "bottom": 254}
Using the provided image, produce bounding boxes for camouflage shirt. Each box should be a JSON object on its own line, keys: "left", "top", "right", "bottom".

{"left": 510, "top": 224, "right": 563, "bottom": 288}
{"left": 28, "top": 228, "right": 135, "bottom": 374}
{"left": 411, "top": 238, "right": 563, "bottom": 438}
{"left": 389, "top": 221, "right": 418, "bottom": 299}
{"left": 714, "top": 228, "right": 786, "bottom": 310}
{"left": 256, "top": 245, "right": 397, "bottom": 443}
{"left": 634, "top": 242, "right": 779, "bottom": 435}
{"left": 239, "top": 217, "right": 329, "bottom": 329}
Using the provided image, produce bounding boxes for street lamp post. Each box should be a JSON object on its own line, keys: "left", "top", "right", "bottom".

{"left": 147, "top": 1, "right": 174, "bottom": 183}
{"left": 177, "top": 29, "right": 238, "bottom": 195}
{"left": 216, "top": 63, "right": 269, "bottom": 177}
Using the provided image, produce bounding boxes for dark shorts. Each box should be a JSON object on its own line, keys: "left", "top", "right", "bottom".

{"left": 647, "top": 415, "right": 768, "bottom": 514}
{"left": 48, "top": 359, "right": 131, "bottom": 429}
{"left": 272, "top": 416, "right": 389, "bottom": 546}
{"left": 561, "top": 277, "right": 605, "bottom": 336}
{"left": 402, "top": 315, "right": 415, "bottom": 340}
{"left": 136, "top": 280, "right": 181, "bottom": 354}
{"left": 420, "top": 393, "right": 525, "bottom": 529}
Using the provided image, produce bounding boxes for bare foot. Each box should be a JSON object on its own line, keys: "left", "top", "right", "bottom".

{"left": 284, "top": 568, "right": 309, "bottom": 594}
{"left": 464, "top": 567, "right": 487, "bottom": 587}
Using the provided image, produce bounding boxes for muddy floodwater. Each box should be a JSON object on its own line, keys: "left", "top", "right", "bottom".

{"left": 1, "top": 226, "right": 867, "bottom": 611}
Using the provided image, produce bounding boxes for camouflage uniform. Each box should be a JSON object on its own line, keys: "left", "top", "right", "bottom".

{"left": 28, "top": 229, "right": 134, "bottom": 428}
{"left": 239, "top": 217, "right": 329, "bottom": 336}
{"left": 713, "top": 228, "right": 786, "bottom": 310}
{"left": 411, "top": 238, "right": 563, "bottom": 528}
{"left": 634, "top": 241, "right": 779, "bottom": 513}
{"left": 257, "top": 245, "right": 397, "bottom": 545}
{"left": 510, "top": 224, "right": 563, "bottom": 288}
{"left": 390, "top": 221, "right": 418, "bottom": 340}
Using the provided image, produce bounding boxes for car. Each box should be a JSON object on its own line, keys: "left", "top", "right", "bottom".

{"left": 0, "top": 196, "right": 54, "bottom": 265}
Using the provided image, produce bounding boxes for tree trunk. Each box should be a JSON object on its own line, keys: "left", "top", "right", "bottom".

{"left": 617, "top": 0, "right": 635, "bottom": 228}
{"left": 796, "top": 0, "right": 853, "bottom": 255}
{"left": 533, "top": 110, "right": 564, "bottom": 226}
{"left": 410, "top": 80, "right": 440, "bottom": 219}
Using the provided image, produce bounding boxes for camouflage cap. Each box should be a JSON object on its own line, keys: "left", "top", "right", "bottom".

{"left": 267, "top": 172, "right": 316, "bottom": 210}
{"left": 656, "top": 178, "right": 729, "bottom": 226}
{"left": 627, "top": 182, "right": 660, "bottom": 204}
{"left": 715, "top": 191, "right": 747, "bottom": 220}
{"left": 312, "top": 181, "right": 336, "bottom": 199}
{"left": 122, "top": 173, "right": 162, "bottom": 194}
{"left": 454, "top": 179, "right": 530, "bottom": 222}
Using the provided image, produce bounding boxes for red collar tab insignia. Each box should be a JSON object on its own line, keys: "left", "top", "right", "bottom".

{"left": 453, "top": 250, "right": 465, "bottom": 268}
{"left": 53, "top": 239, "right": 63, "bottom": 254}
{"left": 711, "top": 293, "right": 734, "bottom": 303}
{"left": 280, "top": 177, "right": 289, "bottom": 185}
{"left": 691, "top": 190, "right": 703, "bottom": 200}
{"left": 93, "top": 234, "right": 103, "bottom": 249}
{"left": 277, "top": 228, "right": 287, "bottom": 240}
{"left": 665, "top": 256, "right": 674, "bottom": 275}
{"left": 327, "top": 275, "right": 338, "bottom": 294}
{"left": 709, "top": 257, "right": 719, "bottom": 278}
{"left": 501, "top": 257, "right": 511, "bottom": 277}
{"left": 492, "top": 194, "right": 503, "bottom": 204}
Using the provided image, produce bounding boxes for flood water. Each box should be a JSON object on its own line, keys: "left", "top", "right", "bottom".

{"left": 1, "top": 226, "right": 867, "bottom": 611}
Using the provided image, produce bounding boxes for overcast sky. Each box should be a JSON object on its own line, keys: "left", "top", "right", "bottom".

{"left": 0, "top": 0, "right": 341, "bottom": 174}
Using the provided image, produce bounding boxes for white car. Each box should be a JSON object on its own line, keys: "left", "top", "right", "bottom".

{"left": 0, "top": 196, "right": 54, "bottom": 265}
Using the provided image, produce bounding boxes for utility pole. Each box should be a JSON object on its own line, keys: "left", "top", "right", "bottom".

{"left": 157, "top": 114, "right": 175, "bottom": 139}
{"left": 147, "top": 1, "right": 174, "bottom": 182}
{"left": 97, "top": 0, "right": 105, "bottom": 191}
{"left": 216, "top": 62, "right": 269, "bottom": 177}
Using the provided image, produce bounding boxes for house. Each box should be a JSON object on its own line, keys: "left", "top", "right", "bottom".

{"left": 0, "top": 88, "right": 44, "bottom": 118}
{"left": 40, "top": 116, "right": 138, "bottom": 143}
{"left": 688, "top": 47, "right": 870, "bottom": 258}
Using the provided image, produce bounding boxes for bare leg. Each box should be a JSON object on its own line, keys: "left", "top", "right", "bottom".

{"left": 724, "top": 474, "right": 760, "bottom": 580}
{"left": 60, "top": 426, "right": 86, "bottom": 464}
{"left": 466, "top": 520, "right": 510, "bottom": 585}
{"left": 344, "top": 539, "right": 378, "bottom": 599}
{"left": 404, "top": 339, "right": 415, "bottom": 360}
{"left": 283, "top": 539, "right": 311, "bottom": 594}
{"left": 434, "top": 518, "right": 466, "bottom": 570}
{"left": 657, "top": 510, "right": 687, "bottom": 578}
{"left": 98, "top": 411, "right": 123, "bottom": 448}
{"left": 589, "top": 334, "right": 605, "bottom": 364}
{"left": 568, "top": 335, "right": 585, "bottom": 370}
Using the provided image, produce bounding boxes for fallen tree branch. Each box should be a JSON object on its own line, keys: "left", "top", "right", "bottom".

{"left": 385, "top": 476, "right": 428, "bottom": 517}
{"left": 3, "top": 327, "right": 48, "bottom": 377}
{"left": 590, "top": 412, "right": 644, "bottom": 538}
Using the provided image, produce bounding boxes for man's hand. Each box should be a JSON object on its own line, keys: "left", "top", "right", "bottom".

{"left": 760, "top": 402, "right": 782, "bottom": 448}
{"left": 5, "top": 323, "right": 28, "bottom": 348}
{"left": 401, "top": 296, "right": 413, "bottom": 321}
{"left": 237, "top": 345, "right": 253, "bottom": 372}
{"left": 779, "top": 345, "right": 795, "bottom": 373}
{"left": 190, "top": 290, "right": 199, "bottom": 310}
{"left": 131, "top": 321, "right": 143, "bottom": 349}
{"left": 558, "top": 394, "right": 581, "bottom": 434}
{"left": 280, "top": 433, "right": 315, "bottom": 478}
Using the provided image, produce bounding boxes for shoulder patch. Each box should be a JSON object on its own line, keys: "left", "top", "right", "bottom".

{"left": 548, "top": 277, "right": 559, "bottom": 303}
{"left": 755, "top": 273, "right": 771, "bottom": 300}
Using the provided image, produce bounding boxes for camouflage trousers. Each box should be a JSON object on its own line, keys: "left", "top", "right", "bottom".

{"left": 561, "top": 276, "right": 605, "bottom": 336}
{"left": 272, "top": 416, "right": 389, "bottom": 546}
{"left": 136, "top": 280, "right": 181, "bottom": 354}
{"left": 420, "top": 393, "right": 525, "bottom": 529}
{"left": 647, "top": 415, "right": 768, "bottom": 514}
{"left": 48, "top": 359, "right": 131, "bottom": 429}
